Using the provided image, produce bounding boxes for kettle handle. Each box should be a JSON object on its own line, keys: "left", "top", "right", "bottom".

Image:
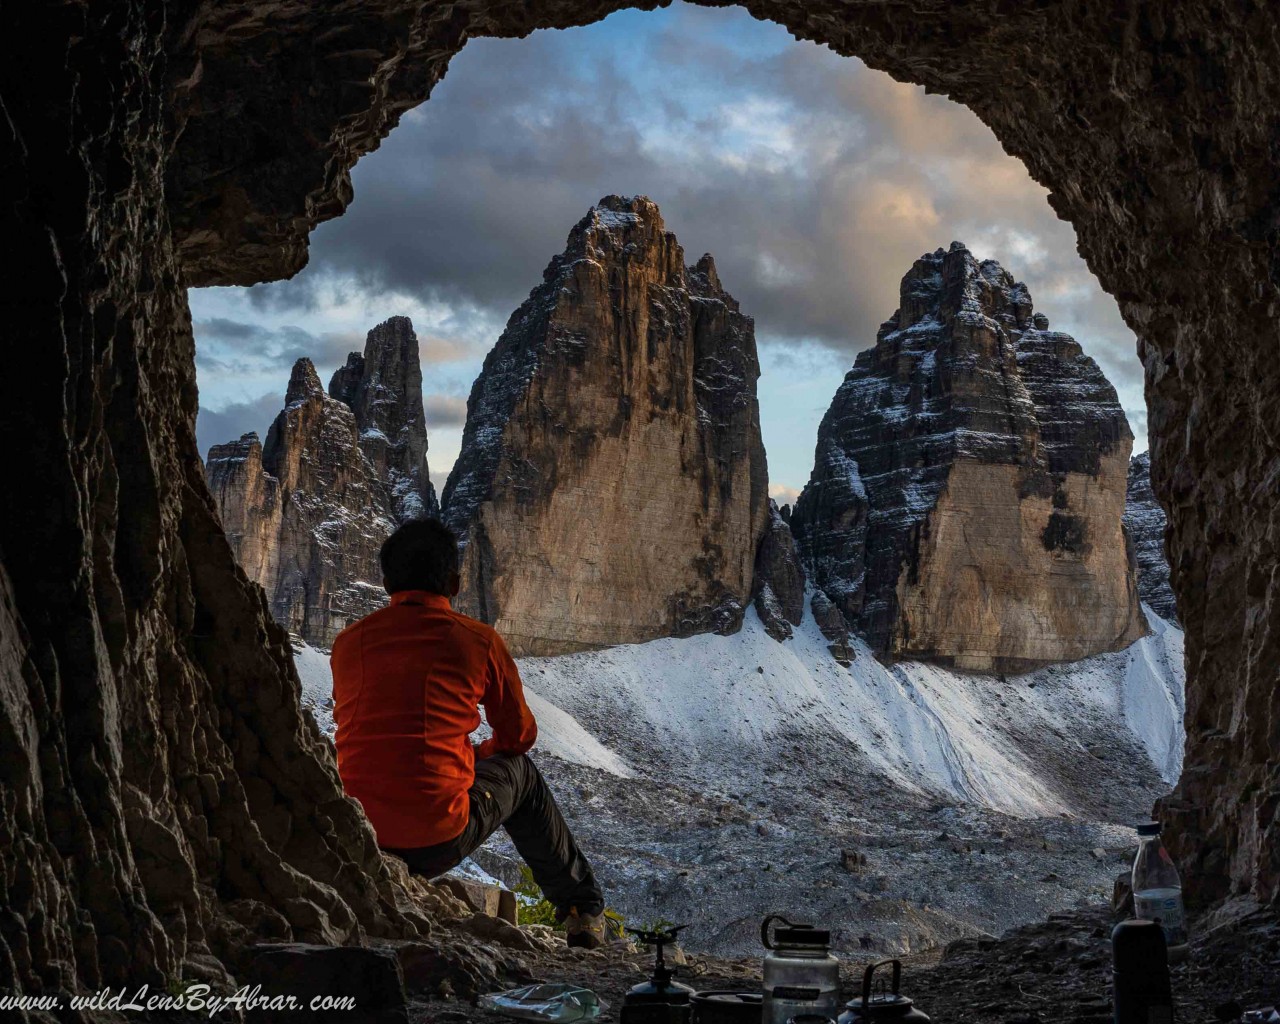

{"left": 860, "top": 959, "right": 902, "bottom": 1007}
{"left": 760, "top": 915, "right": 794, "bottom": 950}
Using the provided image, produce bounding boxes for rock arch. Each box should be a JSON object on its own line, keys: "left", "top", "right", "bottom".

{"left": 1, "top": 0, "right": 1275, "bottom": 1004}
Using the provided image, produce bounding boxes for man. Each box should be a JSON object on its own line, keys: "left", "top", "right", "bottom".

{"left": 331, "top": 517, "right": 606, "bottom": 948}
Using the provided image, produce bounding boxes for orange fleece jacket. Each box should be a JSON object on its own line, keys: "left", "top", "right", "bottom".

{"left": 331, "top": 590, "right": 538, "bottom": 848}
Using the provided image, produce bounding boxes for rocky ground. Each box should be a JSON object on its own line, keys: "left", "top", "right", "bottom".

{"left": 407, "top": 901, "right": 1280, "bottom": 1024}
{"left": 472, "top": 745, "right": 1159, "bottom": 959}
{"left": 458, "top": 609, "right": 1183, "bottom": 959}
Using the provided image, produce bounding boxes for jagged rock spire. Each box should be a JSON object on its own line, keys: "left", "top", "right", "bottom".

{"left": 285, "top": 357, "right": 325, "bottom": 404}
{"left": 329, "top": 315, "right": 438, "bottom": 519}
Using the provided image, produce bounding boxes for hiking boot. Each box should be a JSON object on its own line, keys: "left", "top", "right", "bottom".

{"left": 563, "top": 907, "right": 606, "bottom": 949}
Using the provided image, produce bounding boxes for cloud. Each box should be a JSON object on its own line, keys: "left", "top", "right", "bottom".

{"left": 420, "top": 334, "right": 478, "bottom": 365}
{"left": 196, "top": 393, "right": 282, "bottom": 459}
{"left": 189, "top": 0, "right": 1148, "bottom": 488}
{"left": 197, "top": 317, "right": 260, "bottom": 341}
{"left": 424, "top": 394, "right": 469, "bottom": 427}
{"left": 284, "top": 6, "right": 1120, "bottom": 360}
{"left": 193, "top": 320, "right": 356, "bottom": 377}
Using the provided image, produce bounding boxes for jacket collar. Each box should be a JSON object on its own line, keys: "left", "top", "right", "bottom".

{"left": 388, "top": 590, "right": 454, "bottom": 609}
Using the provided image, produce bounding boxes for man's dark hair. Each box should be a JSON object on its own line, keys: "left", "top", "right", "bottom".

{"left": 380, "top": 518, "right": 460, "bottom": 595}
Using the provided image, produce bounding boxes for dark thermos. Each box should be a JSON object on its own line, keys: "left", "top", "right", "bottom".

{"left": 1112, "top": 919, "right": 1174, "bottom": 1023}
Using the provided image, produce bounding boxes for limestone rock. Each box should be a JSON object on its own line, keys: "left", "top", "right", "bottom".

{"left": 329, "top": 315, "right": 439, "bottom": 522}
{"left": 206, "top": 320, "right": 438, "bottom": 648}
{"left": 394, "top": 938, "right": 535, "bottom": 1001}
{"left": 435, "top": 876, "right": 518, "bottom": 925}
{"left": 441, "top": 196, "right": 770, "bottom": 655}
{"left": 752, "top": 501, "right": 806, "bottom": 642}
{"left": 792, "top": 243, "right": 1147, "bottom": 672}
{"left": 810, "top": 591, "right": 855, "bottom": 665}
{"left": 1124, "top": 451, "right": 1179, "bottom": 623}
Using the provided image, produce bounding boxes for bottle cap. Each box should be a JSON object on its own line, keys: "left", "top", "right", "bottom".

{"left": 1136, "top": 822, "right": 1162, "bottom": 836}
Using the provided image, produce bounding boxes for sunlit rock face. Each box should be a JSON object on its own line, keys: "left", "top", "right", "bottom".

{"left": 793, "top": 243, "right": 1147, "bottom": 672}
{"left": 205, "top": 319, "right": 438, "bottom": 647}
{"left": 1124, "top": 451, "right": 1179, "bottom": 624}
{"left": 442, "top": 196, "right": 770, "bottom": 655}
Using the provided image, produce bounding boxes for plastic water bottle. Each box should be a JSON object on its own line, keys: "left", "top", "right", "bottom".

{"left": 1132, "top": 821, "right": 1188, "bottom": 958}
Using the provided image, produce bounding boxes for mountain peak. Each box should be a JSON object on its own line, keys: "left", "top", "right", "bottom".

{"left": 285, "top": 358, "right": 324, "bottom": 405}
{"left": 793, "top": 243, "right": 1143, "bottom": 672}
{"left": 691, "top": 252, "right": 721, "bottom": 292}
{"left": 206, "top": 314, "right": 438, "bottom": 647}
{"left": 580, "top": 194, "right": 666, "bottom": 243}
{"left": 442, "top": 196, "right": 767, "bottom": 655}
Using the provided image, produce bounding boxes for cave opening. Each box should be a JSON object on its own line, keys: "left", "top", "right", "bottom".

{"left": 192, "top": 3, "right": 1183, "bottom": 959}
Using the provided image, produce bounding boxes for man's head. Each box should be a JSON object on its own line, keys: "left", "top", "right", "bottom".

{"left": 380, "top": 517, "right": 461, "bottom": 597}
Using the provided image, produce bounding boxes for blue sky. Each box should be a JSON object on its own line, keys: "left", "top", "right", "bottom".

{"left": 191, "top": 2, "right": 1147, "bottom": 502}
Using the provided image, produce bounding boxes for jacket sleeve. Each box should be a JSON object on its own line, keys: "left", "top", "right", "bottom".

{"left": 476, "top": 632, "right": 538, "bottom": 759}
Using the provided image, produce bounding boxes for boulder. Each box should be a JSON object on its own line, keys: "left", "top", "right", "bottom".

{"left": 243, "top": 943, "right": 408, "bottom": 1023}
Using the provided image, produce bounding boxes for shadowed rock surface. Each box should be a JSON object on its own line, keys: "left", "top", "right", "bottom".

{"left": 2, "top": 0, "right": 1276, "bottom": 1009}
{"left": 441, "top": 196, "right": 769, "bottom": 655}
{"left": 330, "top": 315, "right": 440, "bottom": 523}
{"left": 205, "top": 319, "right": 437, "bottom": 647}
{"left": 792, "top": 243, "right": 1147, "bottom": 672}
{"left": 752, "top": 501, "right": 807, "bottom": 642}
{"left": 1125, "top": 451, "right": 1179, "bottom": 623}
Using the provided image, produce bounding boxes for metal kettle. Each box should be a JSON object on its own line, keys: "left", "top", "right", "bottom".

{"left": 837, "top": 960, "right": 930, "bottom": 1023}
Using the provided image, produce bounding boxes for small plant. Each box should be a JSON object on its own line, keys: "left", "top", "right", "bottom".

{"left": 515, "top": 866, "right": 629, "bottom": 938}
{"left": 514, "top": 865, "right": 562, "bottom": 929}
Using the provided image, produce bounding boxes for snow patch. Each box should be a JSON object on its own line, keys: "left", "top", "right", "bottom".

{"left": 594, "top": 207, "right": 642, "bottom": 230}
{"left": 516, "top": 598, "right": 1186, "bottom": 819}
{"left": 1121, "top": 607, "right": 1185, "bottom": 783}
{"left": 524, "top": 692, "right": 635, "bottom": 777}
{"left": 293, "top": 639, "right": 335, "bottom": 732}
{"left": 290, "top": 637, "right": 632, "bottom": 779}
{"left": 291, "top": 602, "right": 1185, "bottom": 822}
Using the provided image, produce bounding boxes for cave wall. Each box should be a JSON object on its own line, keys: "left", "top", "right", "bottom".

{"left": 1, "top": 0, "right": 1275, "bottom": 1004}
{"left": 0, "top": 0, "right": 443, "bottom": 1008}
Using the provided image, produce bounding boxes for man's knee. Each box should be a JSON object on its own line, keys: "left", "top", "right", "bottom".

{"left": 475, "top": 751, "right": 539, "bottom": 790}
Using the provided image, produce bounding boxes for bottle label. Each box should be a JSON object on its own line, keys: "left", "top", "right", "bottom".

{"left": 1134, "top": 890, "right": 1188, "bottom": 945}
{"left": 770, "top": 988, "right": 822, "bottom": 1002}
